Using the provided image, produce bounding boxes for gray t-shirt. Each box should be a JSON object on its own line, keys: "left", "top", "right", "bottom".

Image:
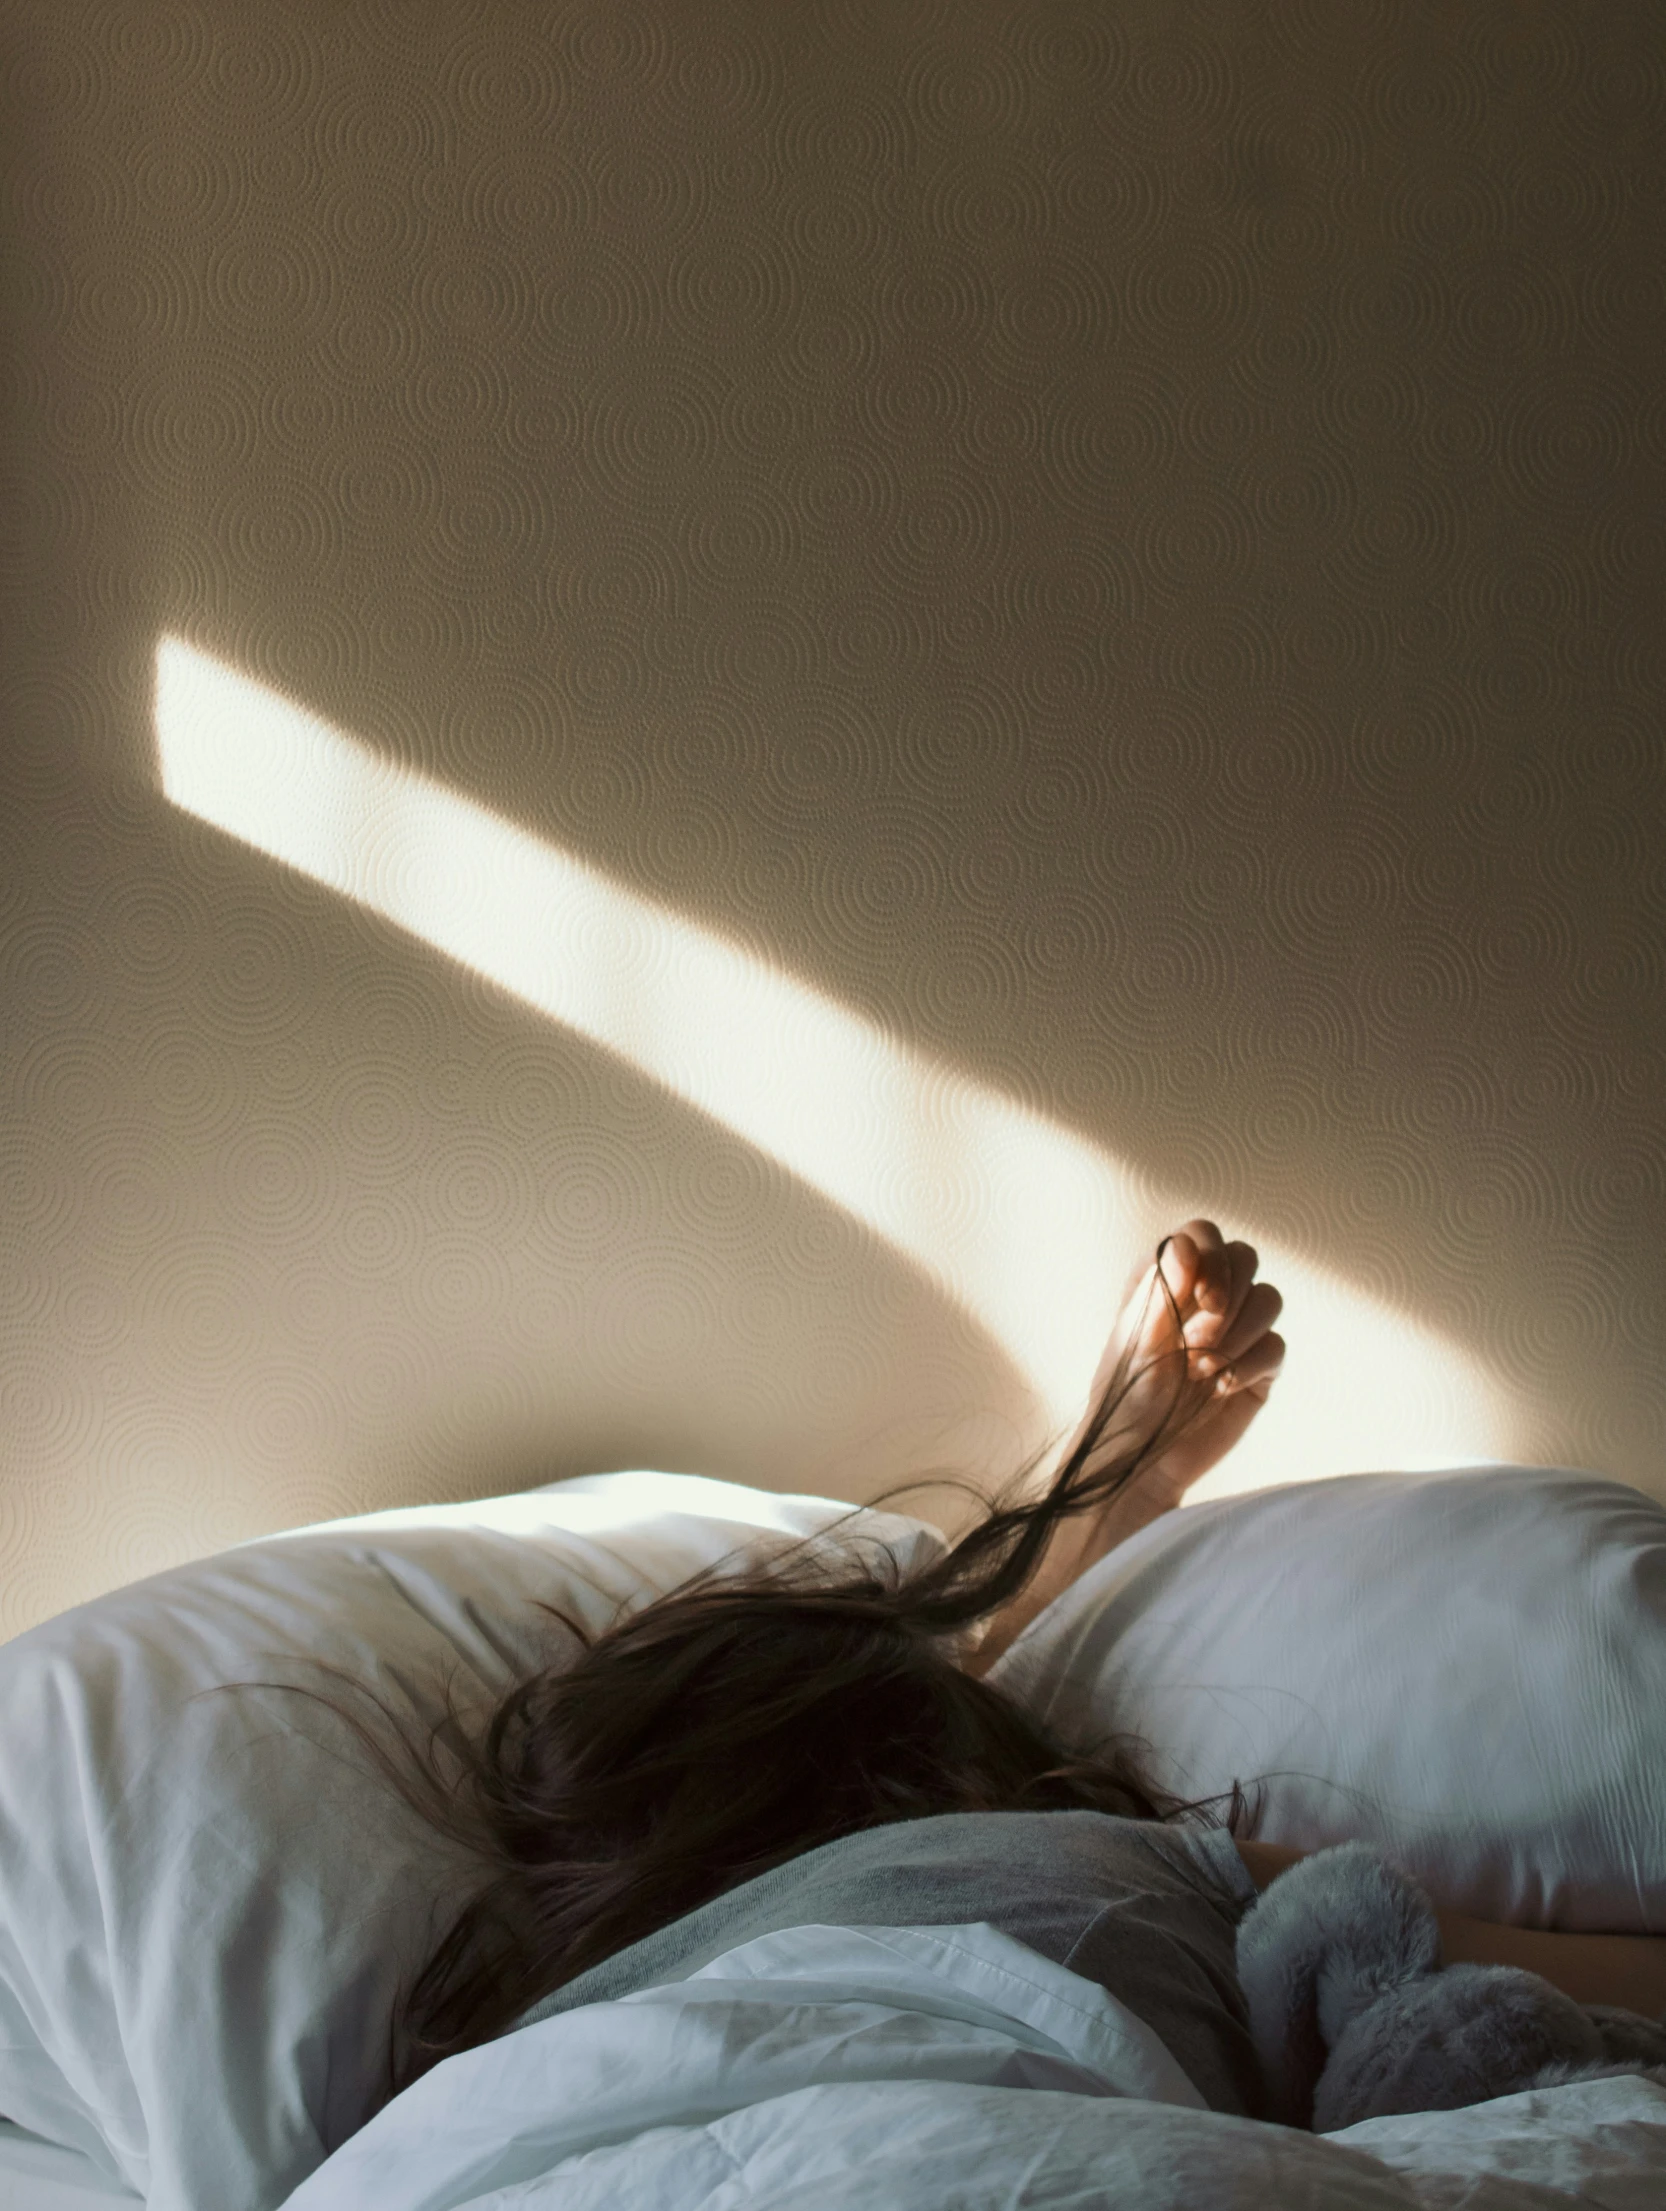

{"left": 514, "top": 1809, "right": 1264, "bottom": 2117}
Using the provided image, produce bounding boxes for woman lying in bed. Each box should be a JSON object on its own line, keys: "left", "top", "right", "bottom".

{"left": 351, "top": 1219, "right": 1666, "bottom": 2109}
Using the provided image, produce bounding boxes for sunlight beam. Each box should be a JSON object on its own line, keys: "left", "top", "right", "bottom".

{"left": 154, "top": 634, "right": 1518, "bottom": 1490}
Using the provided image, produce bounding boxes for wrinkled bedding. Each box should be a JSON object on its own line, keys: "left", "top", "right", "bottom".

{"left": 276, "top": 1921, "right": 1666, "bottom": 2210}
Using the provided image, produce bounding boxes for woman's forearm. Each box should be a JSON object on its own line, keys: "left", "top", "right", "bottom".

{"left": 962, "top": 1483, "right": 1179, "bottom": 1678}
{"left": 1235, "top": 1841, "right": 1666, "bottom": 2019}
{"left": 962, "top": 1222, "right": 1286, "bottom": 1679}
{"left": 1435, "top": 1911, "right": 1666, "bottom": 2019}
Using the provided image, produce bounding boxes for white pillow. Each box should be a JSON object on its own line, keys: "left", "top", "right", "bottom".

{"left": 990, "top": 1466, "right": 1666, "bottom": 1938}
{"left": 0, "top": 1472, "right": 943, "bottom": 2211}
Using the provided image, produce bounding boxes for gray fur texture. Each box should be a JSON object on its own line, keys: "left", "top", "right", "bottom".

{"left": 1234, "top": 1842, "right": 1666, "bottom": 2132}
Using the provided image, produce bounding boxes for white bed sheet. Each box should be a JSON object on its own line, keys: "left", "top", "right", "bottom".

{"left": 0, "top": 2124, "right": 140, "bottom": 2208}
{"left": 275, "top": 1921, "right": 1666, "bottom": 2211}
{"left": 5, "top": 1926, "right": 1662, "bottom": 2211}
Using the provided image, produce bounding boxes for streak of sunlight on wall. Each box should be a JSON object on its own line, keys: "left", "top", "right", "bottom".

{"left": 153, "top": 634, "right": 1520, "bottom": 1497}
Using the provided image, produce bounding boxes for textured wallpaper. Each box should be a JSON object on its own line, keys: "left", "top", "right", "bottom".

{"left": 2, "top": 0, "right": 1664, "bottom": 1636}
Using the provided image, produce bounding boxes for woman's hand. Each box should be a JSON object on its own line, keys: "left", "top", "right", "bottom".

{"left": 965, "top": 1221, "right": 1284, "bottom": 1675}
{"left": 1076, "top": 1218, "right": 1286, "bottom": 1508}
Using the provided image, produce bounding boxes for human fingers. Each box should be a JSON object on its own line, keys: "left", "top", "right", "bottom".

{"left": 1161, "top": 1219, "right": 1227, "bottom": 1313}
{"left": 1206, "top": 1328, "right": 1286, "bottom": 1398}
{"left": 1183, "top": 1237, "right": 1259, "bottom": 1345}
{"left": 1192, "top": 1280, "right": 1283, "bottom": 1374}
{"left": 1155, "top": 1231, "right": 1199, "bottom": 1309}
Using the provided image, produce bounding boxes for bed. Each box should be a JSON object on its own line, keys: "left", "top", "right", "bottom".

{"left": 0, "top": 2122, "right": 141, "bottom": 2208}
{"left": 0, "top": 1466, "right": 1661, "bottom": 2208}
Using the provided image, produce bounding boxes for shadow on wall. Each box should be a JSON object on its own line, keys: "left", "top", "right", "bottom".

{"left": 154, "top": 633, "right": 1519, "bottom": 1499}
{"left": 2, "top": 0, "right": 1664, "bottom": 1630}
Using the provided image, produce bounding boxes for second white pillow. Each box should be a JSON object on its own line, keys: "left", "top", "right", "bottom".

{"left": 988, "top": 1465, "right": 1666, "bottom": 1935}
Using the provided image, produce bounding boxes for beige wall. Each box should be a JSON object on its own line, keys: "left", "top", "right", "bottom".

{"left": 3, "top": 0, "right": 1663, "bottom": 1635}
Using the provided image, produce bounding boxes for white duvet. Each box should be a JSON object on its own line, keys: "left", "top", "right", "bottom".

{"left": 274, "top": 1922, "right": 1666, "bottom": 2211}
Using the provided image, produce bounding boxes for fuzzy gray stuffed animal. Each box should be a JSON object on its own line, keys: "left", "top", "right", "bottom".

{"left": 1235, "top": 1841, "right": 1666, "bottom": 2132}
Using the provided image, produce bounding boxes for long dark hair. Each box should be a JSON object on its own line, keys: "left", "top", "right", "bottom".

{"left": 291, "top": 1237, "right": 1251, "bottom": 2089}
